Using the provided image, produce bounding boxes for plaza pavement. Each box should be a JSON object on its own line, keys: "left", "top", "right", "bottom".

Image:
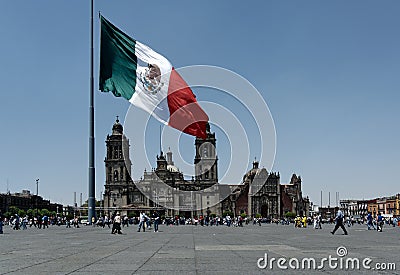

{"left": 0, "top": 222, "right": 399, "bottom": 274}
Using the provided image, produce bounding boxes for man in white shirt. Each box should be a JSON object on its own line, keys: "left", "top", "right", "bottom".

{"left": 112, "top": 212, "right": 122, "bottom": 234}
{"left": 138, "top": 212, "right": 149, "bottom": 232}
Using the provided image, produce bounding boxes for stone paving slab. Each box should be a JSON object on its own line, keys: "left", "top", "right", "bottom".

{"left": 0, "top": 223, "right": 399, "bottom": 274}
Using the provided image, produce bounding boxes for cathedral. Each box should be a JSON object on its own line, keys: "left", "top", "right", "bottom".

{"left": 103, "top": 118, "right": 309, "bottom": 218}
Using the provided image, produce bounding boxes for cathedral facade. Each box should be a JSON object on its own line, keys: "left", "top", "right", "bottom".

{"left": 103, "top": 119, "right": 221, "bottom": 217}
{"left": 103, "top": 118, "right": 309, "bottom": 218}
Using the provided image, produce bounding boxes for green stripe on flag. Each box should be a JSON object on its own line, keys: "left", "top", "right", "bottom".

{"left": 99, "top": 15, "right": 137, "bottom": 100}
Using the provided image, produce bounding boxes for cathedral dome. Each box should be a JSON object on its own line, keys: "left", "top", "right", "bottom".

{"left": 112, "top": 116, "right": 123, "bottom": 135}
{"left": 242, "top": 159, "right": 263, "bottom": 184}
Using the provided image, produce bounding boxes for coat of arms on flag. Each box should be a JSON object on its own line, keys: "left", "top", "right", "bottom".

{"left": 138, "top": 64, "right": 164, "bottom": 95}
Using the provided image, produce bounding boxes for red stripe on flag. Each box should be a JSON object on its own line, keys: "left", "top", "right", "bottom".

{"left": 167, "top": 68, "right": 209, "bottom": 139}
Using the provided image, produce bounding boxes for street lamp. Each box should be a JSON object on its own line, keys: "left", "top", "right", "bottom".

{"left": 36, "top": 179, "right": 39, "bottom": 217}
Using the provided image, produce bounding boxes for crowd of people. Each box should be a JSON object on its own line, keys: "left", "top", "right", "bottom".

{"left": 0, "top": 214, "right": 87, "bottom": 231}
{"left": 1, "top": 214, "right": 53, "bottom": 230}
{"left": 91, "top": 213, "right": 269, "bottom": 230}
{"left": 1, "top": 210, "right": 399, "bottom": 235}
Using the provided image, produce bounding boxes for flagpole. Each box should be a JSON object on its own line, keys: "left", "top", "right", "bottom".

{"left": 88, "top": 0, "right": 96, "bottom": 223}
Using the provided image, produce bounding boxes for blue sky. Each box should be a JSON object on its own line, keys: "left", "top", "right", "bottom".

{"left": 0, "top": 1, "right": 399, "bottom": 206}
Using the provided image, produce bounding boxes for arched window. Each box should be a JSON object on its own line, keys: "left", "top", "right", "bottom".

{"left": 114, "top": 170, "right": 119, "bottom": 181}
{"left": 203, "top": 147, "right": 208, "bottom": 157}
{"left": 113, "top": 146, "right": 118, "bottom": 159}
{"left": 108, "top": 167, "right": 112, "bottom": 182}
{"left": 108, "top": 147, "right": 112, "bottom": 159}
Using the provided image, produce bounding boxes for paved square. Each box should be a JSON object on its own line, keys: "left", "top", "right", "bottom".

{"left": 0, "top": 223, "right": 398, "bottom": 274}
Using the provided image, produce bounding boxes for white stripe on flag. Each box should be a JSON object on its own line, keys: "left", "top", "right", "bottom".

{"left": 129, "top": 41, "right": 172, "bottom": 123}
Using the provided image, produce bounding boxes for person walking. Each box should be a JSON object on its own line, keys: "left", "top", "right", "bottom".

{"left": 152, "top": 211, "right": 160, "bottom": 232}
{"left": 313, "top": 214, "right": 318, "bottom": 229}
{"left": 66, "top": 218, "right": 71, "bottom": 228}
{"left": 317, "top": 214, "right": 323, "bottom": 229}
{"left": 32, "top": 216, "right": 37, "bottom": 228}
{"left": 110, "top": 213, "right": 116, "bottom": 233}
{"left": 376, "top": 212, "right": 384, "bottom": 232}
{"left": 123, "top": 216, "right": 129, "bottom": 227}
{"left": 366, "top": 212, "right": 375, "bottom": 230}
{"left": 42, "top": 215, "right": 49, "bottom": 229}
{"left": 21, "top": 216, "right": 28, "bottom": 230}
{"left": 112, "top": 212, "right": 122, "bottom": 234}
{"left": 0, "top": 216, "right": 3, "bottom": 234}
{"left": 302, "top": 216, "right": 307, "bottom": 228}
{"left": 331, "top": 209, "right": 348, "bottom": 235}
{"left": 226, "top": 215, "right": 231, "bottom": 227}
{"left": 13, "top": 214, "right": 20, "bottom": 230}
{"left": 137, "top": 212, "right": 148, "bottom": 232}
{"left": 73, "top": 217, "right": 80, "bottom": 228}
{"left": 104, "top": 215, "right": 110, "bottom": 228}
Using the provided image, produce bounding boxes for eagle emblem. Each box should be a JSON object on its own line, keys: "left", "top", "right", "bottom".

{"left": 138, "top": 64, "right": 164, "bottom": 95}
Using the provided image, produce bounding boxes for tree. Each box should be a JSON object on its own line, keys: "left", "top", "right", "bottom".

{"left": 40, "top": 209, "right": 50, "bottom": 217}
{"left": 8, "top": 206, "right": 20, "bottom": 216}
{"left": 285, "top": 212, "right": 296, "bottom": 219}
{"left": 17, "top": 209, "right": 26, "bottom": 217}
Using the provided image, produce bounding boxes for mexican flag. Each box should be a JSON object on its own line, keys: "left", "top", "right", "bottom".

{"left": 99, "top": 15, "right": 208, "bottom": 139}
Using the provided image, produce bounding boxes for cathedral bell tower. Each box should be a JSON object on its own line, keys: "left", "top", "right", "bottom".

{"left": 103, "top": 117, "right": 132, "bottom": 212}
{"left": 194, "top": 123, "right": 218, "bottom": 184}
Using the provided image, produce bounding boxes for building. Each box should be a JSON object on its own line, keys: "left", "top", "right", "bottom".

{"left": 220, "top": 160, "right": 281, "bottom": 218}
{"left": 396, "top": 194, "right": 400, "bottom": 216}
{"left": 385, "top": 196, "right": 396, "bottom": 217}
{"left": 280, "top": 174, "right": 310, "bottom": 217}
{"left": 318, "top": 206, "right": 339, "bottom": 220}
{"left": 103, "top": 117, "right": 144, "bottom": 215}
{"left": 102, "top": 118, "right": 310, "bottom": 218}
{"left": 340, "top": 195, "right": 400, "bottom": 219}
{"left": 340, "top": 199, "right": 360, "bottom": 217}
{"left": 367, "top": 199, "right": 378, "bottom": 217}
{"left": 0, "top": 190, "right": 62, "bottom": 215}
{"left": 374, "top": 196, "right": 397, "bottom": 217}
{"left": 339, "top": 199, "right": 371, "bottom": 218}
{"left": 357, "top": 200, "right": 369, "bottom": 217}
